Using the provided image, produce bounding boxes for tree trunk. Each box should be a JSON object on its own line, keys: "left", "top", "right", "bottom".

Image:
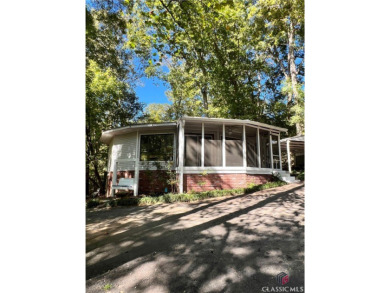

{"left": 288, "top": 21, "right": 299, "bottom": 101}
{"left": 93, "top": 159, "right": 104, "bottom": 193}
{"left": 86, "top": 164, "right": 90, "bottom": 197}
{"left": 201, "top": 86, "right": 209, "bottom": 113}
{"left": 287, "top": 20, "right": 303, "bottom": 135}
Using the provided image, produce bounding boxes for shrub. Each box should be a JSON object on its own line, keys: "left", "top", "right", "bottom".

{"left": 109, "top": 180, "right": 287, "bottom": 207}
{"left": 117, "top": 197, "right": 140, "bottom": 206}
{"left": 108, "top": 199, "right": 117, "bottom": 207}
{"left": 86, "top": 199, "right": 100, "bottom": 209}
{"left": 297, "top": 171, "right": 305, "bottom": 181}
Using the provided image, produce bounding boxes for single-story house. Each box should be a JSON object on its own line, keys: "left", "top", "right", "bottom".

{"left": 100, "top": 116, "right": 298, "bottom": 197}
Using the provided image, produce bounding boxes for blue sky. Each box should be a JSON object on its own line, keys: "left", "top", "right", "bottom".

{"left": 135, "top": 77, "right": 170, "bottom": 106}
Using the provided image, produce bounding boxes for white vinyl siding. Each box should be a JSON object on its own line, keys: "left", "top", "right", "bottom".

{"left": 109, "top": 132, "right": 138, "bottom": 172}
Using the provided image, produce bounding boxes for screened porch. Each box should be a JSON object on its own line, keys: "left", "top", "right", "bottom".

{"left": 177, "top": 117, "right": 287, "bottom": 193}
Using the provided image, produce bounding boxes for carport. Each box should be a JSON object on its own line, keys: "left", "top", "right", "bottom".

{"left": 280, "top": 135, "right": 305, "bottom": 172}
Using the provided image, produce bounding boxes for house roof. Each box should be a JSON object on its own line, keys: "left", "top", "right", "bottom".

{"left": 100, "top": 122, "right": 177, "bottom": 144}
{"left": 180, "top": 116, "right": 288, "bottom": 132}
{"left": 280, "top": 135, "right": 305, "bottom": 152}
{"left": 280, "top": 135, "right": 305, "bottom": 143}
{"left": 100, "top": 117, "right": 288, "bottom": 144}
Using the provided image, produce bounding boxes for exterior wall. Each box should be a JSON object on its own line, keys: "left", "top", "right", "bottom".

{"left": 107, "top": 170, "right": 174, "bottom": 196}
{"left": 107, "top": 171, "right": 271, "bottom": 196}
{"left": 183, "top": 173, "right": 272, "bottom": 193}
{"left": 108, "top": 132, "right": 138, "bottom": 172}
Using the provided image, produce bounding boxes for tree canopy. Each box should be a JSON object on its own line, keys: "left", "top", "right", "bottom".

{"left": 130, "top": 0, "right": 304, "bottom": 134}
{"left": 86, "top": 0, "right": 143, "bottom": 196}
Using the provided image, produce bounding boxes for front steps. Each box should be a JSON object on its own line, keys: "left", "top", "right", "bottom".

{"left": 273, "top": 170, "right": 300, "bottom": 183}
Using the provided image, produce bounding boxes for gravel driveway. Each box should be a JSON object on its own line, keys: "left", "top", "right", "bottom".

{"left": 86, "top": 183, "right": 304, "bottom": 293}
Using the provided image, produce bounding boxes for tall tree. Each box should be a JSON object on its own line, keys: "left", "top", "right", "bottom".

{"left": 86, "top": 0, "right": 143, "bottom": 196}
{"left": 127, "top": 0, "right": 304, "bottom": 134}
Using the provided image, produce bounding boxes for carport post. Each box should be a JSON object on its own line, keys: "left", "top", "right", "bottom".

{"left": 243, "top": 125, "right": 247, "bottom": 167}
{"left": 134, "top": 131, "right": 139, "bottom": 196}
{"left": 201, "top": 122, "right": 205, "bottom": 167}
{"left": 178, "top": 119, "right": 185, "bottom": 193}
{"left": 287, "top": 139, "right": 292, "bottom": 173}
{"left": 278, "top": 133, "right": 282, "bottom": 170}
{"left": 222, "top": 123, "right": 226, "bottom": 167}
{"left": 256, "top": 128, "right": 261, "bottom": 168}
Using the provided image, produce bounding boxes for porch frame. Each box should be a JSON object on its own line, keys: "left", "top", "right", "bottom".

{"left": 178, "top": 118, "right": 284, "bottom": 185}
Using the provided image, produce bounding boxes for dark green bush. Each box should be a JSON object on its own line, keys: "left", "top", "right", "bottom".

{"left": 86, "top": 199, "right": 100, "bottom": 209}
{"left": 108, "top": 199, "right": 117, "bottom": 207}
{"left": 101, "top": 180, "right": 287, "bottom": 208}
{"left": 297, "top": 172, "right": 305, "bottom": 181}
{"left": 117, "top": 197, "right": 140, "bottom": 206}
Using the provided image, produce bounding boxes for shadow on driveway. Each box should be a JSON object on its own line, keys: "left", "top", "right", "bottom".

{"left": 86, "top": 183, "right": 305, "bottom": 293}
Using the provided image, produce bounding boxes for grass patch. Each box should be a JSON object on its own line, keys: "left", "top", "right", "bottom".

{"left": 113, "top": 180, "right": 287, "bottom": 207}
{"left": 103, "top": 283, "right": 112, "bottom": 291}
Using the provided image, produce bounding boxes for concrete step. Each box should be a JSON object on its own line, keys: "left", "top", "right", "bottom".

{"left": 273, "top": 171, "right": 301, "bottom": 183}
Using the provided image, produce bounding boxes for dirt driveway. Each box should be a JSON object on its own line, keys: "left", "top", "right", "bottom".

{"left": 86, "top": 183, "right": 304, "bottom": 293}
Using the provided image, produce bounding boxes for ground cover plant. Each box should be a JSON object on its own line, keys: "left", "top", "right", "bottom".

{"left": 86, "top": 180, "right": 287, "bottom": 208}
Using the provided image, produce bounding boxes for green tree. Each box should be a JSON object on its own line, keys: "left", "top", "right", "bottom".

{"left": 142, "top": 103, "right": 172, "bottom": 122}
{"left": 127, "top": 0, "right": 304, "bottom": 134}
{"left": 86, "top": 1, "right": 143, "bottom": 196}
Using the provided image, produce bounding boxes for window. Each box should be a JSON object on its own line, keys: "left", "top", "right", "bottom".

{"left": 140, "top": 134, "right": 174, "bottom": 161}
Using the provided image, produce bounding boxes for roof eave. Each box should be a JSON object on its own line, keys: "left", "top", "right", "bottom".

{"left": 99, "top": 122, "right": 178, "bottom": 145}
{"left": 180, "top": 116, "right": 288, "bottom": 132}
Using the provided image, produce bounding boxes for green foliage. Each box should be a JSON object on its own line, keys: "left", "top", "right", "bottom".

{"left": 114, "top": 181, "right": 287, "bottom": 207}
{"left": 108, "top": 199, "right": 118, "bottom": 207}
{"left": 166, "top": 161, "right": 178, "bottom": 193}
{"left": 86, "top": 199, "right": 101, "bottom": 209}
{"left": 142, "top": 103, "right": 173, "bottom": 123}
{"left": 128, "top": 0, "right": 304, "bottom": 134}
{"left": 103, "top": 283, "right": 112, "bottom": 291}
{"left": 297, "top": 171, "right": 305, "bottom": 181}
{"left": 86, "top": 1, "right": 143, "bottom": 196}
{"left": 281, "top": 79, "right": 305, "bottom": 134}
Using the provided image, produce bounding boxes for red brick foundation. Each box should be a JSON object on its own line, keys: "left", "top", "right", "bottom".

{"left": 183, "top": 173, "right": 272, "bottom": 192}
{"left": 107, "top": 170, "right": 174, "bottom": 196}
{"left": 107, "top": 171, "right": 272, "bottom": 196}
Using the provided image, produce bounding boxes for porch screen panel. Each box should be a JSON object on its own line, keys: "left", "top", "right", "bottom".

{"left": 225, "top": 125, "right": 243, "bottom": 167}
{"left": 204, "top": 123, "right": 222, "bottom": 166}
{"left": 271, "top": 134, "right": 280, "bottom": 169}
{"left": 246, "top": 126, "right": 258, "bottom": 167}
{"left": 260, "top": 132, "right": 271, "bottom": 168}
{"left": 185, "top": 135, "right": 201, "bottom": 166}
{"left": 184, "top": 122, "right": 202, "bottom": 166}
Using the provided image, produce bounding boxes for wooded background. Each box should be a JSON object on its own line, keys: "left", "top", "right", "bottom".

{"left": 86, "top": 0, "right": 304, "bottom": 196}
